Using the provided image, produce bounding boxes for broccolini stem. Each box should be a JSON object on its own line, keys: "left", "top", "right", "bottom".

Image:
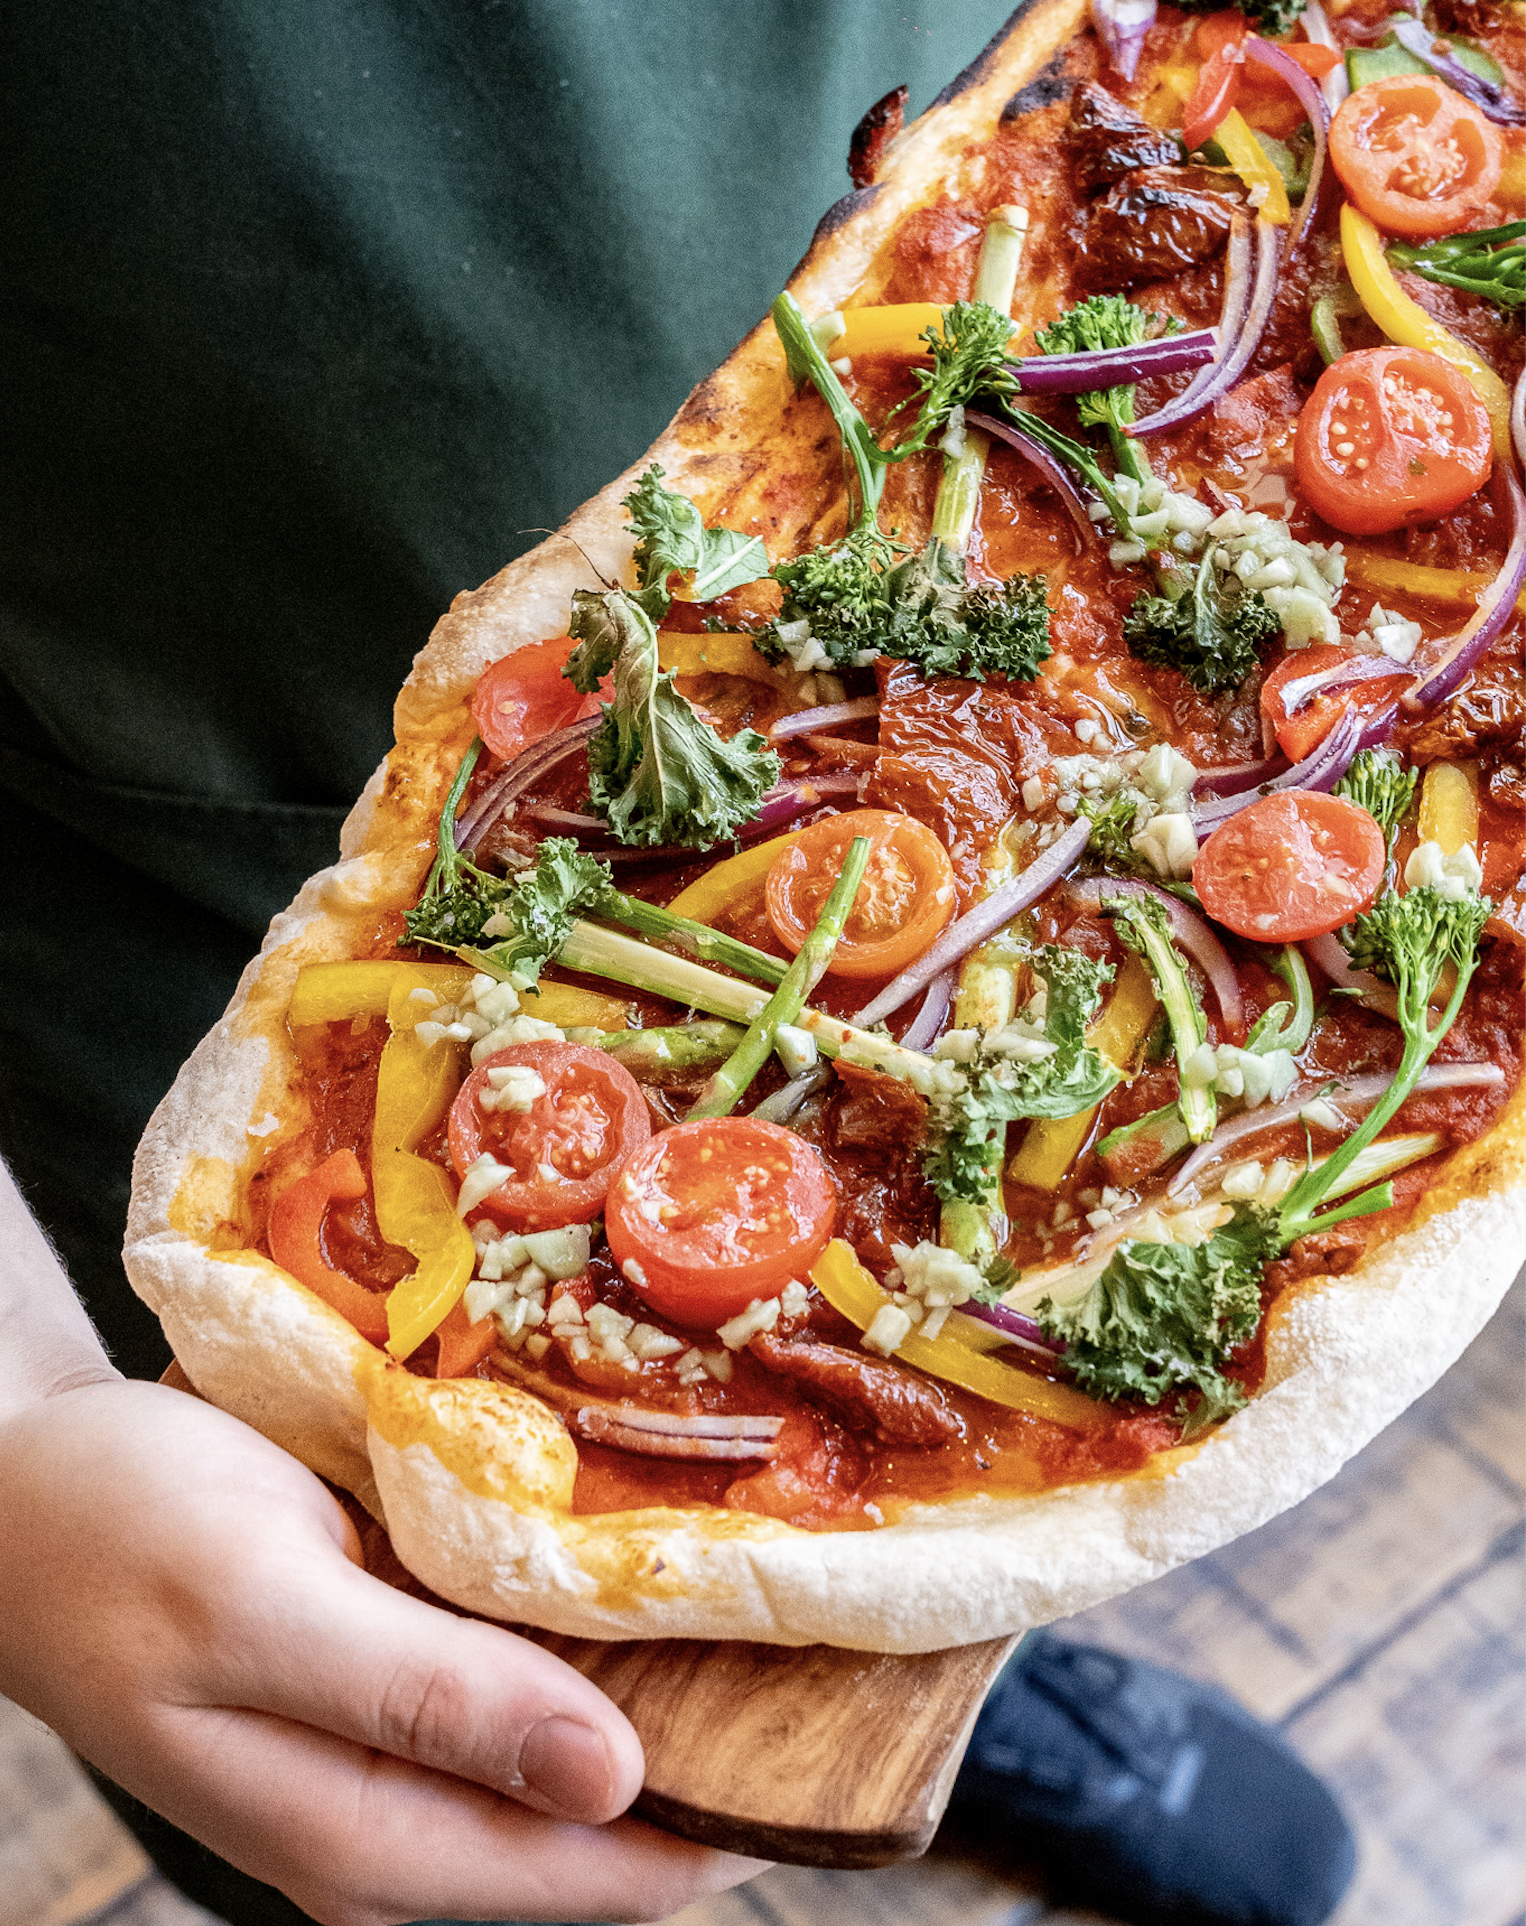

{"left": 596, "top": 889, "right": 787, "bottom": 987}
{"left": 930, "top": 209, "right": 1027, "bottom": 557}
{"left": 772, "top": 292, "right": 886, "bottom": 529}
{"left": 688, "top": 836, "right": 871, "bottom": 1119}
{"left": 1105, "top": 894, "right": 1217, "bottom": 1145}
{"left": 594, "top": 1021, "right": 747, "bottom": 1074}
{"left": 1278, "top": 954, "right": 1479, "bottom": 1233}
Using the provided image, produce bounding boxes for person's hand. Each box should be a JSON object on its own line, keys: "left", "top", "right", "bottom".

{"left": 0, "top": 1375, "right": 765, "bottom": 1925}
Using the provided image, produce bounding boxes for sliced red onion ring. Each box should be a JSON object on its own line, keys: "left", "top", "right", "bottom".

{"left": 1513, "top": 368, "right": 1526, "bottom": 479}
{"left": 770, "top": 696, "right": 881, "bottom": 740}
{"left": 853, "top": 817, "right": 1092, "bottom": 1027}
{"left": 966, "top": 410, "right": 1098, "bottom": 543}
{"left": 1244, "top": 39, "right": 1332, "bottom": 259}
{"left": 1406, "top": 467, "right": 1526, "bottom": 712}
{"left": 1278, "top": 652, "right": 1412, "bottom": 716}
{"left": 1385, "top": 19, "right": 1526, "bottom": 125}
{"left": 1167, "top": 1062, "right": 1502, "bottom": 1196}
{"left": 1129, "top": 214, "right": 1277, "bottom": 440}
{"left": 959, "top": 1299, "right": 1065, "bottom": 1358}
{"left": 456, "top": 715, "right": 600, "bottom": 853}
{"left": 1194, "top": 703, "right": 1365, "bottom": 830}
{"left": 1132, "top": 214, "right": 1253, "bottom": 442}
{"left": 1012, "top": 330, "right": 1217, "bottom": 395}
{"left": 1068, "top": 876, "right": 1246, "bottom": 1040}
{"left": 752, "top": 1063, "right": 832, "bottom": 1125}
{"left": 1304, "top": 929, "right": 1399, "bottom": 1021}
{"left": 494, "top": 1356, "right": 783, "bottom": 1460}
{"left": 1301, "top": 0, "right": 1349, "bottom": 111}
{"left": 1194, "top": 754, "right": 1288, "bottom": 796}
{"left": 1090, "top": 0, "right": 1156, "bottom": 81}
{"left": 898, "top": 967, "right": 956, "bottom": 1052}
{"left": 523, "top": 775, "right": 860, "bottom": 862}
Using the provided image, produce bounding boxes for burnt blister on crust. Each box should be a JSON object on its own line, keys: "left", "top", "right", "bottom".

{"left": 849, "top": 84, "right": 909, "bottom": 189}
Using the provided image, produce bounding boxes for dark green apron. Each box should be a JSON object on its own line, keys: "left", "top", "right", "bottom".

{"left": 3, "top": 4, "right": 1018, "bottom": 1917}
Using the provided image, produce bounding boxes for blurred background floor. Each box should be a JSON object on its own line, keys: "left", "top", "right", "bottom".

{"left": 3, "top": 1270, "right": 1521, "bottom": 1926}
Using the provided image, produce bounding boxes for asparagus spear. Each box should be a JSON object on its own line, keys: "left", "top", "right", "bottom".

{"left": 594, "top": 1022, "right": 747, "bottom": 1076}
{"left": 688, "top": 837, "right": 871, "bottom": 1119}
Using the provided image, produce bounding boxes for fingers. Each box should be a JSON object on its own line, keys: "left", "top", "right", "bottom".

{"left": 206, "top": 1528, "right": 646, "bottom": 1823}
{"left": 134, "top": 1700, "right": 767, "bottom": 1926}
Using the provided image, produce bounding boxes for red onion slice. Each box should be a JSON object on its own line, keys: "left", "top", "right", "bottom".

{"left": 966, "top": 410, "right": 1098, "bottom": 543}
{"left": 494, "top": 1356, "right": 783, "bottom": 1460}
{"left": 1304, "top": 929, "right": 1400, "bottom": 1021}
{"left": 1090, "top": 0, "right": 1157, "bottom": 81}
{"left": 1384, "top": 19, "right": 1526, "bottom": 125}
{"left": 1278, "top": 652, "right": 1413, "bottom": 716}
{"left": 1167, "top": 1062, "right": 1502, "bottom": 1196}
{"left": 1194, "top": 703, "right": 1365, "bottom": 830}
{"left": 1513, "top": 368, "right": 1526, "bottom": 479}
{"left": 1406, "top": 467, "right": 1526, "bottom": 712}
{"left": 1068, "top": 876, "right": 1246, "bottom": 1040}
{"left": 1132, "top": 211, "right": 1254, "bottom": 440}
{"left": 456, "top": 715, "right": 600, "bottom": 853}
{"left": 898, "top": 967, "right": 956, "bottom": 1052}
{"left": 1194, "top": 754, "right": 1288, "bottom": 796}
{"left": 770, "top": 697, "right": 881, "bottom": 741}
{"left": 1013, "top": 330, "right": 1218, "bottom": 395}
{"left": 1244, "top": 39, "right": 1332, "bottom": 259}
{"left": 1129, "top": 214, "right": 1278, "bottom": 440}
{"left": 1301, "top": 0, "right": 1349, "bottom": 112}
{"left": 959, "top": 1299, "right": 1065, "bottom": 1358}
{"left": 853, "top": 817, "right": 1093, "bottom": 1026}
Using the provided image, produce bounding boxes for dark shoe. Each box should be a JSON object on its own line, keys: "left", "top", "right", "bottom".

{"left": 945, "top": 1631, "right": 1355, "bottom": 1926}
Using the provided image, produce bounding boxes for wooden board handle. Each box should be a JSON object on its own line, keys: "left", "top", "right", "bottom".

{"left": 160, "top": 1360, "right": 1014, "bottom": 1866}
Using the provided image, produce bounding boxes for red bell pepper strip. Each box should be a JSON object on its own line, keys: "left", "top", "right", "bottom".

{"left": 267, "top": 1149, "right": 390, "bottom": 1345}
{"left": 433, "top": 1299, "right": 498, "bottom": 1379}
{"left": 1184, "top": 12, "right": 1248, "bottom": 151}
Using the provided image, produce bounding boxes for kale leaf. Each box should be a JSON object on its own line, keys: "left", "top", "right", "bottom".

{"left": 1172, "top": 0, "right": 1306, "bottom": 39}
{"left": 1038, "top": 1207, "right": 1277, "bottom": 1428}
{"left": 473, "top": 838, "right": 615, "bottom": 987}
{"left": 623, "top": 465, "right": 768, "bottom": 623}
{"left": 1123, "top": 548, "right": 1279, "bottom": 694}
{"left": 567, "top": 588, "right": 780, "bottom": 848}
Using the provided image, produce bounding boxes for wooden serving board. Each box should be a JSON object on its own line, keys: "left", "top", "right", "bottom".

{"left": 161, "top": 1361, "right": 1017, "bottom": 1867}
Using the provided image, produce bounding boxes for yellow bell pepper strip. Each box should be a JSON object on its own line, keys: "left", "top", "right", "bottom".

{"left": 1213, "top": 110, "right": 1291, "bottom": 226}
{"left": 1418, "top": 760, "right": 1478, "bottom": 856}
{"left": 516, "top": 980, "right": 632, "bottom": 1031}
{"left": 657, "top": 631, "right": 790, "bottom": 688}
{"left": 288, "top": 960, "right": 471, "bottom": 1028}
{"left": 373, "top": 966, "right": 475, "bottom": 1360}
{"left": 1341, "top": 204, "right": 1513, "bottom": 462}
{"left": 665, "top": 829, "right": 807, "bottom": 925}
{"left": 810, "top": 1239, "right": 1109, "bottom": 1430}
{"left": 1341, "top": 552, "right": 1526, "bottom": 616}
{"left": 830, "top": 302, "right": 1019, "bottom": 364}
{"left": 1007, "top": 954, "right": 1159, "bottom": 1190}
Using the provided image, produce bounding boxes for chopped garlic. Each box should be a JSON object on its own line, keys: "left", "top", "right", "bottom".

{"left": 780, "top": 1279, "right": 811, "bottom": 1319}
{"left": 862, "top": 1303, "right": 913, "bottom": 1357}
{"left": 456, "top": 1153, "right": 514, "bottom": 1217}
{"left": 1404, "top": 839, "right": 1482, "bottom": 900}
{"left": 1131, "top": 810, "right": 1197, "bottom": 880}
{"left": 1219, "top": 1161, "right": 1266, "bottom": 1201}
{"left": 478, "top": 1065, "right": 546, "bottom": 1114}
{"left": 716, "top": 1296, "right": 781, "bottom": 1350}
{"left": 888, "top": 1240, "right": 983, "bottom": 1311}
{"left": 1352, "top": 603, "right": 1422, "bottom": 664}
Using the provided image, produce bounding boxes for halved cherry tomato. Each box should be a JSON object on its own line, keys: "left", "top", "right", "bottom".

{"left": 447, "top": 1042, "right": 649, "bottom": 1230}
{"left": 1330, "top": 74, "right": 1502, "bottom": 240}
{"left": 1294, "top": 347, "right": 1493, "bottom": 536}
{"left": 470, "top": 637, "right": 601, "bottom": 764}
{"left": 605, "top": 1118, "right": 837, "bottom": 1328}
{"left": 1194, "top": 791, "right": 1387, "bottom": 941}
{"left": 1260, "top": 646, "right": 1410, "bottom": 762}
{"left": 765, "top": 809, "right": 956, "bottom": 980}
{"left": 268, "top": 1148, "right": 390, "bottom": 1344}
{"left": 1184, "top": 12, "right": 1248, "bottom": 151}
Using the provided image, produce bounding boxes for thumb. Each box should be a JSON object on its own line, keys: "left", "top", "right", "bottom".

{"left": 210, "top": 1521, "right": 645, "bottom": 1824}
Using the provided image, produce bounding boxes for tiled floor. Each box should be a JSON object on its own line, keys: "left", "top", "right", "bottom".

{"left": 4, "top": 1272, "right": 1521, "bottom": 1926}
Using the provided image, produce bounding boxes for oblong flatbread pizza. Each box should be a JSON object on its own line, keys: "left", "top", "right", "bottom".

{"left": 127, "top": 0, "right": 1526, "bottom": 1653}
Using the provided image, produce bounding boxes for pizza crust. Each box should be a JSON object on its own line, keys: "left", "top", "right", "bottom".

{"left": 125, "top": 0, "right": 1526, "bottom": 1652}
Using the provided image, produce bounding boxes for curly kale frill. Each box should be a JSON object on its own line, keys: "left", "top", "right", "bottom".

{"left": 1124, "top": 549, "right": 1279, "bottom": 695}
{"left": 1039, "top": 1208, "right": 1278, "bottom": 1429}
{"left": 567, "top": 589, "right": 780, "bottom": 849}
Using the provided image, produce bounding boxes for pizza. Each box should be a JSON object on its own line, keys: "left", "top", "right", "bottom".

{"left": 125, "top": 0, "right": 1526, "bottom": 1654}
